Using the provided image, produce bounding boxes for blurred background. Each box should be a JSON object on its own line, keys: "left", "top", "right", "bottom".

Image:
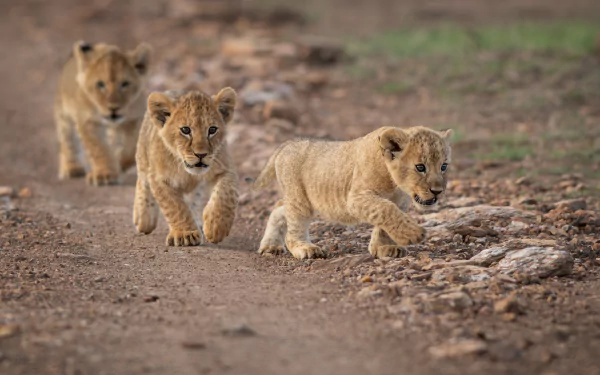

{"left": 3, "top": 0, "right": 600, "bottom": 197}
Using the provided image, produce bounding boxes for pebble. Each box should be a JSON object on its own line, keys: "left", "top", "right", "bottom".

{"left": 493, "top": 292, "right": 523, "bottom": 315}
{"left": 221, "top": 324, "right": 256, "bottom": 337}
{"left": 429, "top": 339, "right": 488, "bottom": 358}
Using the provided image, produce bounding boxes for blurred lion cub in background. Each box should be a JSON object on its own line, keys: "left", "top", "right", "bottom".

{"left": 55, "top": 41, "right": 152, "bottom": 186}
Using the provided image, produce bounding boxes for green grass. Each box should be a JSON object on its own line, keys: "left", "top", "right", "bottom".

{"left": 376, "top": 81, "right": 414, "bottom": 95}
{"left": 474, "top": 133, "right": 535, "bottom": 161}
{"left": 483, "top": 146, "right": 534, "bottom": 161}
{"left": 349, "top": 21, "right": 600, "bottom": 58}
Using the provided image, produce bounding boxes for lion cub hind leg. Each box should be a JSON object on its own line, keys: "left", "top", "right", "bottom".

{"left": 258, "top": 202, "right": 287, "bottom": 256}
{"left": 133, "top": 173, "right": 159, "bottom": 235}
{"left": 56, "top": 114, "right": 85, "bottom": 179}
{"left": 284, "top": 211, "right": 327, "bottom": 260}
{"left": 185, "top": 184, "right": 209, "bottom": 245}
{"left": 368, "top": 227, "right": 408, "bottom": 258}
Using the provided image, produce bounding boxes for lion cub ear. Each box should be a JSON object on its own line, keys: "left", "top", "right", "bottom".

{"left": 73, "top": 41, "right": 95, "bottom": 72}
{"left": 212, "top": 87, "right": 237, "bottom": 124}
{"left": 147, "top": 92, "right": 173, "bottom": 128}
{"left": 439, "top": 128, "right": 454, "bottom": 141}
{"left": 128, "top": 42, "right": 152, "bottom": 75}
{"left": 379, "top": 128, "right": 408, "bottom": 161}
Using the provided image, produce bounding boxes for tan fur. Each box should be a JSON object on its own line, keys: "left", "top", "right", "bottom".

{"left": 255, "top": 126, "right": 453, "bottom": 259}
{"left": 55, "top": 41, "right": 152, "bottom": 185}
{"left": 133, "top": 89, "right": 239, "bottom": 246}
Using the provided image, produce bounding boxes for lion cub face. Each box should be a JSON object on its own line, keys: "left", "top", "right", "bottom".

{"left": 74, "top": 41, "right": 152, "bottom": 123}
{"left": 147, "top": 89, "right": 237, "bottom": 175}
{"left": 380, "top": 127, "right": 452, "bottom": 209}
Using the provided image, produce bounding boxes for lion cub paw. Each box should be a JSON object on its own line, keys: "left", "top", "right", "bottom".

{"left": 258, "top": 244, "right": 285, "bottom": 257}
{"left": 60, "top": 163, "right": 86, "bottom": 179}
{"left": 134, "top": 208, "right": 155, "bottom": 235}
{"left": 289, "top": 243, "right": 327, "bottom": 260}
{"left": 166, "top": 229, "right": 202, "bottom": 246}
{"left": 86, "top": 170, "right": 119, "bottom": 186}
{"left": 369, "top": 245, "right": 408, "bottom": 259}
{"left": 397, "top": 225, "right": 426, "bottom": 246}
{"left": 203, "top": 216, "right": 233, "bottom": 244}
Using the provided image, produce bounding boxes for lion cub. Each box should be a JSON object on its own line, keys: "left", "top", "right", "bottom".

{"left": 133, "top": 89, "right": 239, "bottom": 246}
{"left": 255, "top": 126, "right": 453, "bottom": 259}
{"left": 55, "top": 41, "right": 152, "bottom": 186}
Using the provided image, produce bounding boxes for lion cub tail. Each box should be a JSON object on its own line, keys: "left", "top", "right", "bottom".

{"left": 253, "top": 142, "right": 291, "bottom": 191}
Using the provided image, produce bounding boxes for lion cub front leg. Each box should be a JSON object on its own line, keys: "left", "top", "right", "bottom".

{"left": 348, "top": 192, "right": 425, "bottom": 258}
{"left": 149, "top": 178, "right": 201, "bottom": 246}
{"left": 258, "top": 201, "right": 287, "bottom": 256}
{"left": 284, "top": 207, "right": 327, "bottom": 260}
{"left": 202, "top": 172, "right": 238, "bottom": 244}
{"left": 77, "top": 120, "right": 120, "bottom": 186}
{"left": 368, "top": 227, "right": 408, "bottom": 258}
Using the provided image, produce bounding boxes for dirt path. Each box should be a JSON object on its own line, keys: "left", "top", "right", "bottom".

{"left": 0, "top": 2, "right": 441, "bottom": 375}
{"left": 2, "top": 1, "right": 600, "bottom": 375}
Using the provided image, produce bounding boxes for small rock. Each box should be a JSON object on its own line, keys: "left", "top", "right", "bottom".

{"left": 518, "top": 197, "right": 537, "bottom": 205}
{"left": 297, "top": 36, "right": 346, "bottom": 65}
{"left": 222, "top": 324, "right": 256, "bottom": 337}
{"left": 520, "top": 238, "right": 556, "bottom": 247}
{"left": 428, "top": 291, "right": 473, "bottom": 313}
{"left": 181, "top": 340, "right": 206, "bottom": 349}
{"left": 0, "top": 324, "right": 20, "bottom": 339}
{"left": 18, "top": 187, "right": 32, "bottom": 198}
{"left": 0, "top": 186, "right": 15, "bottom": 198}
{"left": 360, "top": 275, "right": 373, "bottom": 283}
{"left": 263, "top": 101, "right": 300, "bottom": 124}
{"left": 470, "top": 247, "right": 509, "bottom": 266}
{"left": 312, "top": 254, "right": 373, "bottom": 270}
{"left": 496, "top": 247, "right": 573, "bottom": 278}
{"left": 220, "top": 38, "right": 259, "bottom": 56}
{"left": 305, "top": 71, "right": 329, "bottom": 90}
{"left": 553, "top": 199, "right": 586, "bottom": 211}
{"left": 357, "top": 285, "right": 383, "bottom": 299}
{"left": 143, "top": 295, "right": 159, "bottom": 303}
{"left": 445, "top": 197, "right": 482, "bottom": 208}
{"left": 515, "top": 176, "right": 531, "bottom": 185}
{"left": 265, "top": 118, "right": 295, "bottom": 134}
{"left": 411, "top": 271, "right": 433, "bottom": 281}
{"left": 429, "top": 339, "right": 488, "bottom": 358}
{"left": 452, "top": 226, "right": 496, "bottom": 238}
{"left": 240, "top": 81, "right": 294, "bottom": 106}
{"left": 431, "top": 265, "right": 494, "bottom": 283}
{"left": 494, "top": 292, "right": 524, "bottom": 315}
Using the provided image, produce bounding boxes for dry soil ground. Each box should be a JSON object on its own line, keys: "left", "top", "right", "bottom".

{"left": 1, "top": 1, "right": 600, "bottom": 374}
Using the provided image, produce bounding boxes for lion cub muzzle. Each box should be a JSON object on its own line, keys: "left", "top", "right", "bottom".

{"left": 184, "top": 153, "right": 209, "bottom": 171}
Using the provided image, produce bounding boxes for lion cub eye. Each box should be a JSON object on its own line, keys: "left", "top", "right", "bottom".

{"left": 121, "top": 81, "right": 130, "bottom": 88}
{"left": 96, "top": 81, "right": 105, "bottom": 89}
{"left": 208, "top": 126, "right": 219, "bottom": 136}
{"left": 415, "top": 164, "right": 426, "bottom": 173}
{"left": 441, "top": 163, "right": 448, "bottom": 172}
{"left": 180, "top": 127, "right": 191, "bottom": 135}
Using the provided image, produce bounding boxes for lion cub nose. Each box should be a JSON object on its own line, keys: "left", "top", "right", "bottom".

{"left": 429, "top": 188, "right": 443, "bottom": 196}
{"left": 194, "top": 152, "right": 208, "bottom": 161}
